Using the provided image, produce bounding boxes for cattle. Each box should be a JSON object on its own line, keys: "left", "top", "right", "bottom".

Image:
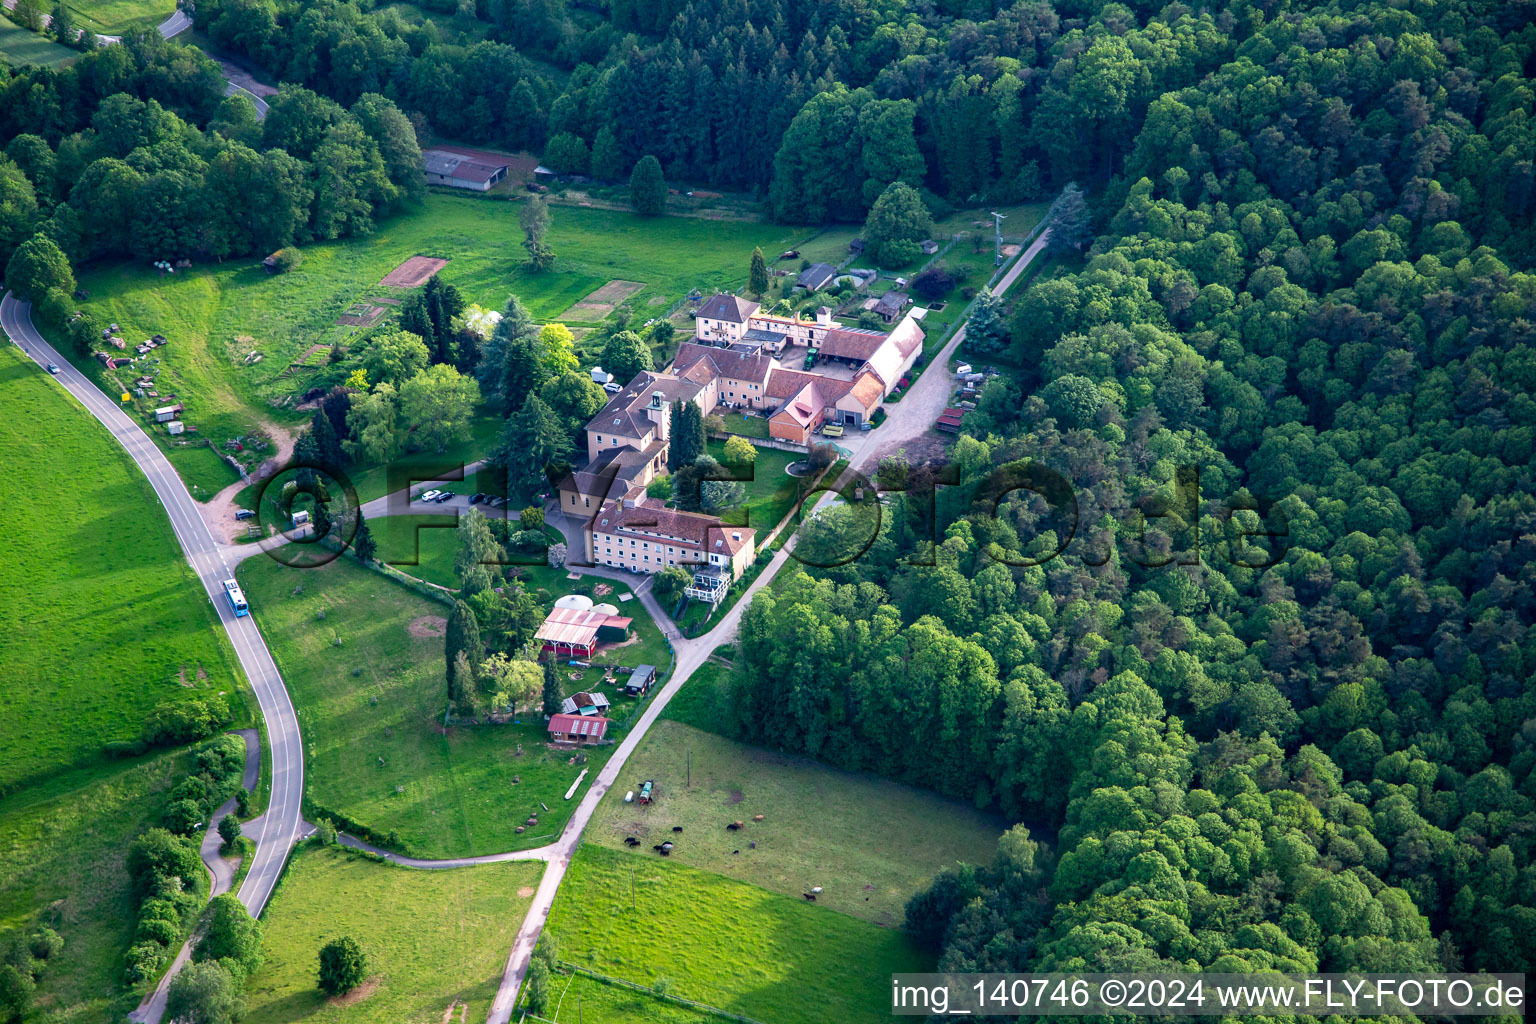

{"left": 810, "top": 886, "right": 823, "bottom": 894}
{"left": 802, "top": 893, "right": 817, "bottom": 901}
{"left": 653, "top": 844, "right": 665, "bottom": 851}
{"left": 726, "top": 822, "right": 741, "bottom": 831}
{"left": 672, "top": 826, "right": 683, "bottom": 833}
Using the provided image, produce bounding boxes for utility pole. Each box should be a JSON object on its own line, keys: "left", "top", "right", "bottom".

{"left": 631, "top": 865, "right": 635, "bottom": 911}
{"left": 686, "top": 746, "right": 691, "bottom": 788}
{"left": 990, "top": 211, "right": 1007, "bottom": 265}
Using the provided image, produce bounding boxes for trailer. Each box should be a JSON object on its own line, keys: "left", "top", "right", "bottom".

{"left": 638, "top": 780, "right": 654, "bottom": 805}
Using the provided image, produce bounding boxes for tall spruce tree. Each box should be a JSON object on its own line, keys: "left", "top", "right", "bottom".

{"left": 445, "top": 600, "right": 481, "bottom": 708}
{"left": 542, "top": 658, "right": 562, "bottom": 717}
{"left": 749, "top": 247, "right": 769, "bottom": 296}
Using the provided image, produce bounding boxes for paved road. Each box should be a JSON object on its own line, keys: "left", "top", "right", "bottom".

{"left": 480, "top": 228, "right": 1055, "bottom": 1019}
{"left": 158, "top": 10, "right": 192, "bottom": 37}
{"left": 0, "top": 295, "right": 305, "bottom": 1023}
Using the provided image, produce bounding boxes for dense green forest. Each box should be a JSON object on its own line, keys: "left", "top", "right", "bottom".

{"left": 2, "top": 0, "right": 1534, "bottom": 1010}
{"left": 0, "top": 33, "right": 422, "bottom": 338}
{"left": 717, "top": 0, "right": 1536, "bottom": 986}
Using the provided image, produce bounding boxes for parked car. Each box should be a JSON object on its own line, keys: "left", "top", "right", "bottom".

{"left": 234, "top": 509, "right": 256, "bottom": 521}
{"left": 603, "top": 381, "right": 623, "bottom": 394}
{"left": 469, "top": 493, "right": 486, "bottom": 504}
{"left": 46, "top": 363, "right": 59, "bottom": 375}
{"left": 433, "top": 491, "right": 456, "bottom": 503}
{"left": 418, "top": 489, "right": 443, "bottom": 502}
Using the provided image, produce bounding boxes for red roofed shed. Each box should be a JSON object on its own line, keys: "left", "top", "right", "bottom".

{"left": 548, "top": 713, "right": 610, "bottom": 744}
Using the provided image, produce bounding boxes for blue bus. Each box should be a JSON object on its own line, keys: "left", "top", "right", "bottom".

{"left": 222, "top": 579, "right": 249, "bottom": 617}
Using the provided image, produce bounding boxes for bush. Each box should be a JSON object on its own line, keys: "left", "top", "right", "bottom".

{"left": 163, "top": 798, "right": 206, "bottom": 836}
{"left": 141, "top": 695, "right": 233, "bottom": 747}
{"left": 138, "top": 899, "right": 182, "bottom": 925}
{"left": 127, "top": 829, "right": 204, "bottom": 899}
{"left": 194, "top": 894, "right": 263, "bottom": 978}
{"left": 317, "top": 936, "right": 367, "bottom": 996}
{"left": 525, "top": 958, "right": 550, "bottom": 1013}
{"left": 135, "top": 916, "right": 180, "bottom": 948}
{"left": 123, "top": 942, "right": 168, "bottom": 985}
{"left": 104, "top": 739, "right": 150, "bottom": 759}
{"left": 912, "top": 262, "right": 958, "bottom": 301}
{"left": 0, "top": 963, "right": 36, "bottom": 1021}
{"left": 27, "top": 929, "right": 62, "bottom": 962}
{"left": 270, "top": 247, "right": 303, "bottom": 273}
{"left": 218, "top": 814, "right": 242, "bottom": 850}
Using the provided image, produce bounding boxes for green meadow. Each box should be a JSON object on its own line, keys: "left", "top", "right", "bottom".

{"left": 546, "top": 844, "right": 930, "bottom": 1024}
{"left": 0, "top": 343, "right": 246, "bottom": 1019}
{"left": 243, "top": 846, "right": 542, "bottom": 1024}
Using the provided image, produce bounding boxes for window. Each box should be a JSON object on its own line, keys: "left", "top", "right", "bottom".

{"left": 584, "top": 497, "right": 590, "bottom": 507}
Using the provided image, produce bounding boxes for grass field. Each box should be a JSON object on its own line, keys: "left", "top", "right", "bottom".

{"left": 0, "top": 20, "right": 77, "bottom": 65}
{"left": 66, "top": 197, "right": 813, "bottom": 489}
{"left": 537, "top": 972, "right": 722, "bottom": 1024}
{"left": 0, "top": 344, "right": 250, "bottom": 1017}
{"left": 585, "top": 720, "right": 1003, "bottom": 925}
{"left": 0, "top": 749, "right": 199, "bottom": 1022}
{"left": 236, "top": 553, "right": 625, "bottom": 857}
{"left": 65, "top": 0, "right": 175, "bottom": 33}
{"left": 0, "top": 344, "right": 246, "bottom": 793}
{"left": 547, "top": 845, "right": 929, "bottom": 1024}
{"left": 243, "top": 846, "right": 542, "bottom": 1023}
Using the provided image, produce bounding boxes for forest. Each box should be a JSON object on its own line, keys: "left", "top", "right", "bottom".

{"left": 716, "top": 0, "right": 1536, "bottom": 987}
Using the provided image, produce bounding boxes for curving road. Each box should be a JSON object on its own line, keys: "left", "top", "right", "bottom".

{"left": 0, "top": 295, "right": 305, "bottom": 1023}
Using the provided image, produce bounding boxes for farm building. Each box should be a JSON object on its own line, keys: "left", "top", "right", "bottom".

{"left": 797, "top": 262, "right": 839, "bottom": 292}
{"left": 422, "top": 148, "right": 510, "bottom": 191}
{"left": 872, "top": 290, "right": 912, "bottom": 323}
{"left": 624, "top": 664, "right": 656, "bottom": 696}
{"left": 560, "top": 691, "right": 611, "bottom": 716}
{"left": 547, "top": 713, "right": 610, "bottom": 744}
{"left": 536, "top": 597, "right": 633, "bottom": 658}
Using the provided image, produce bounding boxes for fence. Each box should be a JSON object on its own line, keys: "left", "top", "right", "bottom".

{"left": 704, "top": 429, "right": 808, "bottom": 454}
{"left": 547, "top": 961, "right": 773, "bottom": 1024}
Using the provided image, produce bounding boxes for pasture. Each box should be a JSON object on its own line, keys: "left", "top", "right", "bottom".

{"left": 234, "top": 553, "right": 619, "bottom": 857}
{"left": 0, "top": 749, "right": 198, "bottom": 1022}
{"left": 64, "top": 0, "right": 175, "bottom": 34}
{"left": 545, "top": 844, "right": 930, "bottom": 1024}
{"left": 0, "top": 344, "right": 245, "bottom": 794}
{"left": 0, "top": 21, "right": 76, "bottom": 66}
{"left": 67, "top": 196, "right": 811, "bottom": 491}
{"left": 242, "top": 846, "right": 542, "bottom": 1024}
{"left": 584, "top": 720, "right": 1004, "bottom": 925}
{"left": 536, "top": 972, "right": 721, "bottom": 1024}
